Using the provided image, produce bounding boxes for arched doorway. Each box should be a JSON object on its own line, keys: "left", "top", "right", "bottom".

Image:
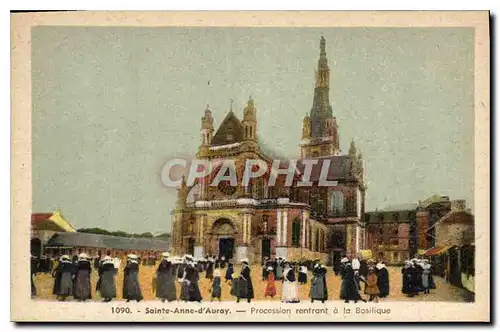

{"left": 212, "top": 218, "right": 236, "bottom": 259}
{"left": 30, "top": 238, "right": 42, "bottom": 258}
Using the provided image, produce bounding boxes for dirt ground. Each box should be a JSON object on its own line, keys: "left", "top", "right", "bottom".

{"left": 33, "top": 265, "right": 468, "bottom": 302}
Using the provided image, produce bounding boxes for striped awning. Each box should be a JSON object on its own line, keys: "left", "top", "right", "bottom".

{"left": 424, "top": 245, "right": 453, "bottom": 256}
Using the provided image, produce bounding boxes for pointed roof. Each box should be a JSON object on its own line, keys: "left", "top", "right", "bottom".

{"left": 31, "top": 211, "right": 77, "bottom": 232}
{"left": 211, "top": 111, "right": 244, "bottom": 146}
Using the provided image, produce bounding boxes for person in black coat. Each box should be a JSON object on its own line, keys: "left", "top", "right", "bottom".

{"left": 359, "top": 259, "right": 369, "bottom": 279}
{"left": 97, "top": 256, "right": 117, "bottom": 302}
{"left": 225, "top": 262, "right": 234, "bottom": 283}
{"left": 123, "top": 254, "right": 143, "bottom": 302}
{"left": 376, "top": 262, "right": 390, "bottom": 298}
{"left": 262, "top": 257, "right": 269, "bottom": 281}
{"left": 402, "top": 261, "right": 418, "bottom": 297}
{"left": 236, "top": 259, "right": 254, "bottom": 303}
{"left": 186, "top": 262, "right": 202, "bottom": 302}
{"left": 74, "top": 253, "right": 92, "bottom": 301}
{"left": 341, "top": 263, "right": 360, "bottom": 303}
{"left": 30, "top": 255, "right": 38, "bottom": 298}
{"left": 52, "top": 255, "right": 75, "bottom": 301}
{"left": 220, "top": 256, "right": 226, "bottom": 269}
{"left": 206, "top": 258, "right": 214, "bottom": 279}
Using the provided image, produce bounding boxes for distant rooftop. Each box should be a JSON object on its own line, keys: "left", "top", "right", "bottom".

{"left": 373, "top": 203, "right": 418, "bottom": 212}
{"left": 45, "top": 232, "right": 171, "bottom": 252}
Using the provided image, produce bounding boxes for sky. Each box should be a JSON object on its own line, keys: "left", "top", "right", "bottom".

{"left": 32, "top": 27, "right": 475, "bottom": 234}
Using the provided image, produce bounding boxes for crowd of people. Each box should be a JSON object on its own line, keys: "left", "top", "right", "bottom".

{"left": 401, "top": 258, "right": 436, "bottom": 297}
{"left": 30, "top": 252, "right": 437, "bottom": 303}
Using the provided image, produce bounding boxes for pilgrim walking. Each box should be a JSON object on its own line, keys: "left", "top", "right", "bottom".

{"left": 236, "top": 258, "right": 254, "bottom": 303}
{"left": 376, "top": 262, "right": 390, "bottom": 298}
{"left": 74, "top": 253, "right": 92, "bottom": 301}
{"left": 211, "top": 269, "right": 222, "bottom": 301}
{"left": 275, "top": 257, "right": 284, "bottom": 281}
{"left": 97, "top": 256, "right": 117, "bottom": 302}
{"left": 185, "top": 259, "right": 202, "bottom": 302}
{"left": 205, "top": 257, "right": 214, "bottom": 280}
{"left": 281, "top": 262, "right": 300, "bottom": 303}
{"left": 298, "top": 263, "right": 308, "bottom": 284}
{"left": 421, "top": 259, "right": 435, "bottom": 294}
{"left": 123, "top": 254, "right": 143, "bottom": 302}
{"left": 155, "top": 252, "right": 177, "bottom": 302}
{"left": 264, "top": 266, "right": 277, "bottom": 298}
{"left": 310, "top": 263, "right": 327, "bottom": 303}
{"left": 340, "top": 261, "right": 361, "bottom": 303}
{"left": 364, "top": 266, "right": 380, "bottom": 302}
{"left": 225, "top": 262, "right": 234, "bottom": 283}
{"left": 52, "top": 255, "right": 75, "bottom": 301}
{"left": 30, "top": 254, "right": 38, "bottom": 298}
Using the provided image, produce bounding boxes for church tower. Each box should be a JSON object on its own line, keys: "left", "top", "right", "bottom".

{"left": 300, "top": 36, "right": 340, "bottom": 158}
{"left": 198, "top": 104, "right": 214, "bottom": 157}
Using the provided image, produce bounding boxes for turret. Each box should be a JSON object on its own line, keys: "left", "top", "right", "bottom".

{"left": 201, "top": 104, "right": 214, "bottom": 146}
{"left": 242, "top": 96, "right": 257, "bottom": 141}
{"left": 302, "top": 113, "right": 312, "bottom": 139}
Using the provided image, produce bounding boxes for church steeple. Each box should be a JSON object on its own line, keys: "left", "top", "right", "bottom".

{"left": 315, "top": 36, "right": 330, "bottom": 89}
{"left": 300, "top": 36, "right": 340, "bottom": 158}
{"left": 310, "top": 36, "right": 331, "bottom": 139}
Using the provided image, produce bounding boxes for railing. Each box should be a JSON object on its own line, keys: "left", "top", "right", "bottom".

{"left": 184, "top": 198, "right": 291, "bottom": 209}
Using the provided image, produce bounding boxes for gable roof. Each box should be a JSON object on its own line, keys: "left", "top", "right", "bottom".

{"left": 296, "top": 155, "right": 351, "bottom": 182}
{"left": 31, "top": 211, "right": 77, "bottom": 232}
{"left": 45, "top": 232, "right": 171, "bottom": 251}
{"left": 211, "top": 111, "right": 244, "bottom": 146}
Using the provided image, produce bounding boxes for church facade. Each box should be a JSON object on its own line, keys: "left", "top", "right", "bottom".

{"left": 171, "top": 37, "right": 366, "bottom": 265}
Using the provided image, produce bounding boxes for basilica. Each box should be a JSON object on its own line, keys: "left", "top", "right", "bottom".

{"left": 171, "top": 36, "right": 366, "bottom": 265}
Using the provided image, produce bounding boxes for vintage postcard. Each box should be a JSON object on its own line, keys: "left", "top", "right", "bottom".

{"left": 11, "top": 11, "right": 490, "bottom": 322}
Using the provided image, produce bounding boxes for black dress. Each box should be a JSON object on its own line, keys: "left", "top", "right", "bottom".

{"left": 225, "top": 263, "right": 234, "bottom": 281}
{"left": 186, "top": 265, "right": 202, "bottom": 302}
{"left": 377, "top": 267, "right": 390, "bottom": 298}
{"left": 123, "top": 262, "right": 144, "bottom": 301}
{"left": 237, "top": 265, "right": 254, "bottom": 301}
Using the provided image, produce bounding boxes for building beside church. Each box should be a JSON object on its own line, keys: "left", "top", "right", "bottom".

{"left": 170, "top": 36, "right": 366, "bottom": 264}
{"left": 363, "top": 205, "right": 417, "bottom": 265}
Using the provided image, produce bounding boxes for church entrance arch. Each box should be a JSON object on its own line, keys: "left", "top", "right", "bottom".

{"left": 211, "top": 218, "right": 236, "bottom": 259}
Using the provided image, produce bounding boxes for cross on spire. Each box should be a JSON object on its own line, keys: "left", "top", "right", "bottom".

{"left": 230, "top": 99, "right": 234, "bottom": 110}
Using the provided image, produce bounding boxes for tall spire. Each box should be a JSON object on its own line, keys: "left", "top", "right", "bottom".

{"left": 320, "top": 35, "right": 326, "bottom": 56}
{"left": 310, "top": 36, "right": 331, "bottom": 138}
{"left": 300, "top": 36, "right": 340, "bottom": 158}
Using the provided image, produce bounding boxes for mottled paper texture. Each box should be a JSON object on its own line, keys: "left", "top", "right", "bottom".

{"left": 11, "top": 11, "right": 490, "bottom": 322}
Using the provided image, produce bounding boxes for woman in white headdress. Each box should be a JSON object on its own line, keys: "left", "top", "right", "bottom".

{"left": 211, "top": 268, "right": 222, "bottom": 301}
{"left": 123, "top": 254, "right": 143, "bottom": 302}
{"left": 421, "top": 259, "right": 435, "bottom": 294}
{"left": 376, "top": 262, "right": 389, "bottom": 298}
{"left": 281, "top": 262, "right": 300, "bottom": 303}
{"left": 236, "top": 258, "right": 254, "bottom": 303}
{"left": 74, "top": 253, "right": 92, "bottom": 301}
{"left": 186, "top": 260, "right": 202, "bottom": 302}
{"left": 155, "top": 252, "right": 177, "bottom": 302}
{"left": 52, "top": 255, "right": 75, "bottom": 301}
{"left": 97, "top": 256, "right": 117, "bottom": 302}
{"left": 179, "top": 256, "right": 191, "bottom": 301}
{"left": 310, "top": 263, "right": 325, "bottom": 303}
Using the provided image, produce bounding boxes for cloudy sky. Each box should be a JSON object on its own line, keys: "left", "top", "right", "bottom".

{"left": 32, "top": 27, "right": 474, "bottom": 234}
